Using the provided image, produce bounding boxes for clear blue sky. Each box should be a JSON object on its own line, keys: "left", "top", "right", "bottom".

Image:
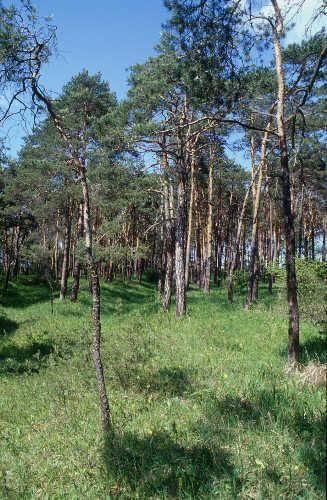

{"left": 4, "top": 0, "right": 168, "bottom": 155}
{"left": 35, "top": 0, "right": 167, "bottom": 99}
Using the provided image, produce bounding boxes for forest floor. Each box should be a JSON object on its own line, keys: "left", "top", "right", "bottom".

{"left": 0, "top": 276, "right": 326, "bottom": 499}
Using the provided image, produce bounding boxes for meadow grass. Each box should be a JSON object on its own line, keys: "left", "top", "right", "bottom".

{"left": 0, "top": 276, "right": 326, "bottom": 499}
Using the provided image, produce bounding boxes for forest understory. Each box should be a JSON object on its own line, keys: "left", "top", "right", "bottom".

{"left": 0, "top": 277, "right": 325, "bottom": 499}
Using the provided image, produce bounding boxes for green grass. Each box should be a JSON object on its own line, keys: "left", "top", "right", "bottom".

{"left": 0, "top": 276, "right": 326, "bottom": 499}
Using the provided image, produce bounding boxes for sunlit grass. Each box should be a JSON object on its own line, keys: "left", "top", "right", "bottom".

{"left": 0, "top": 277, "right": 325, "bottom": 498}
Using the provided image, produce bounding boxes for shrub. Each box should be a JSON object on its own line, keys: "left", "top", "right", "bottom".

{"left": 267, "top": 259, "right": 327, "bottom": 326}
{"left": 233, "top": 269, "right": 249, "bottom": 292}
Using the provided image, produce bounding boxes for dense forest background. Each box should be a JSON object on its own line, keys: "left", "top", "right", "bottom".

{"left": 0, "top": 0, "right": 326, "bottom": 498}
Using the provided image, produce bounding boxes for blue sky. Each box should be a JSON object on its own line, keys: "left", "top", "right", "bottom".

{"left": 34, "top": 0, "right": 167, "bottom": 99}
{"left": 1, "top": 0, "right": 324, "bottom": 159}
{"left": 3, "top": 0, "right": 168, "bottom": 155}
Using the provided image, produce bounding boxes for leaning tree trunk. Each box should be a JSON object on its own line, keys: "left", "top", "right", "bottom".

{"left": 272, "top": 0, "right": 299, "bottom": 364}
{"left": 31, "top": 78, "right": 111, "bottom": 431}
{"left": 71, "top": 202, "right": 84, "bottom": 302}
{"left": 60, "top": 202, "right": 71, "bottom": 301}
{"left": 80, "top": 168, "right": 111, "bottom": 430}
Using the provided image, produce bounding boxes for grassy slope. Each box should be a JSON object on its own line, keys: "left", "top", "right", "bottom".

{"left": 0, "top": 277, "right": 325, "bottom": 499}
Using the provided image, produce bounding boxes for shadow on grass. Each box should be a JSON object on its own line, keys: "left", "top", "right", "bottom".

{"left": 76, "top": 280, "right": 158, "bottom": 316}
{"left": 259, "top": 287, "right": 284, "bottom": 309}
{"left": 300, "top": 335, "right": 327, "bottom": 364}
{"left": 201, "top": 390, "right": 326, "bottom": 495}
{"left": 0, "top": 315, "right": 18, "bottom": 336}
{"left": 145, "top": 367, "right": 196, "bottom": 397}
{"left": 297, "top": 414, "right": 326, "bottom": 493}
{"left": 205, "top": 395, "right": 261, "bottom": 423}
{"left": 278, "top": 333, "right": 327, "bottom": 365}
{"left": 116, "top": 366, "right": 197, "bottom": 397}
{"left": 0, "top": 277, "right": 156, "bottom": 314}
{"left": 0, "top": 281, "right": 55, "bottom": 309}
{"left": 0, "top": 341, "right": 54, "bottom": 374}
{"left": 104, "top": 430, "right": 235, "bottom": 498}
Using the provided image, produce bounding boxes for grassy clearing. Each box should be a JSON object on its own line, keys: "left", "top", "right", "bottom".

{"left": 0, "top": 277, "right": 326, "bottom": 498}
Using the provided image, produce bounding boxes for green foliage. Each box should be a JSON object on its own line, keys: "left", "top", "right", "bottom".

{"left": 0, "top": 0, "right": 55, "bottom": 121}
{"left": 296, "top": 260, "right": 327, "bottom": 327}
{"left": 267, "top": 259, "right": 327, "bottom": 326}
{"left": 296, "top": 259, "right": 327, "bottom": 292}
{"left": 0, "top": 278, "right": 325, "bottom": 498}
{"left": 20, "top": 243, "right": 51, "bottom": 267}
{"left": 232, "top": 269, "right": 248, "bottom": 292}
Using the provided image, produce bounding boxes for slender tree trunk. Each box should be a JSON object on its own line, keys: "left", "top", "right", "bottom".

{"left": 298, "top": 215, "right": 303, "bottom": 258}
{"left": 200, "top": 232, "right": 206, "bottom": 287}
{"left": 163, "top": 180, "right": 174, "bottom": 311}
{"left": 242, "top": 233, "right": 246, "bottom": 270}
{"left": 298, "top": 172, "right": 304, "bottom": 257}
{"left": 268, "top": 271, "right": 273, "bottom": 294}
{"left": 322, "top": 219, "right": 326, "bottom": 263}
{"left": 185, "top": 147, "right": 196, "bottom": 288}
{"left": 80, "top": 169, "right": 111, "bottom": 431}
{"left": 245, "top": 120, "right": 271, "bottom": 309}
{"left": 60, "top": 202, "right": 71, "bottom": 301}
{"left": 267, "top": 196, "right": 274, "bottom": 294}
{"left": 223, "top": 192, "right": 233, "bottom": 287}
{"left": 53, "top": 211, "right": 59, "bottom": 280}
{"left": 213, "top": 224, "right": 219, "bottom": 285}
{"left": 272, "top": 0, "right": 300, "bottom": 364}
{"left": 157, "top": 203, "right": 165, "bottom": 297}
{"left": 195, "top": 193, "right": 202, "bottom": 287}
{"left": 4, "top": 263, "right": 11, "bottom": 291}
{"left": 245, "top": 231, "right": 258, "bottom": 308}
{"left": 106, "top": 261, "right": 114, "bottom": 282}
{"left": 175, "top": 169, "right": 187, "bottom": 317}
{"left": 203, "top": 144, "right": 214, "bottom": 293}
{"left": 275, "top": 225, "right": 281, "bottom": 265}
{"left": 227, "top": 172, "right": 255, "bottom": 303}
{"left": 252, "top": 251, "right": 260, "bottom": 300}
{"left": 71, "top": 203, "right": 84, "bottom": 302}
{"left": 304, "top": 234, "right": 309, "bottom": 259}
{"left": 311, "top": 226, "right": 315, "bottom": 260}
{"left": 11, "top": 226, "right": 20, "bottom": 277}
{"left": 31, "top": 82, "right": 112, "bottom": 431}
